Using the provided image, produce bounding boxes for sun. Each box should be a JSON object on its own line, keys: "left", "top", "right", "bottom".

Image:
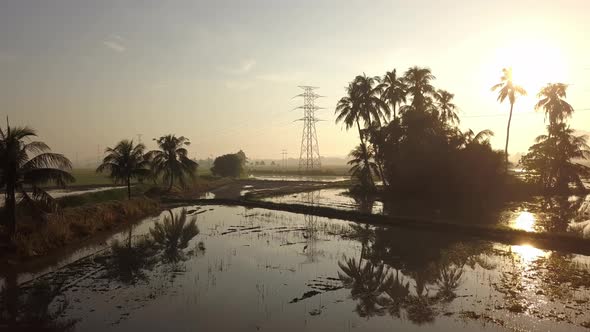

{"left": 491, "top": 38, "right": 568, "bottom": 99}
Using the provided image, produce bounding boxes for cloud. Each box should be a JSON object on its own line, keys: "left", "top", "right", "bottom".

{"left": 103, "top": 35, "right": 126, "bottom": 53}
{"left": 219, "top": 59, "right": 256, "bottom": 75}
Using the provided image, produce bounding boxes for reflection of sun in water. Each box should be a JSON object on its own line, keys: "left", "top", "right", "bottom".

{"left": 512, "top": 211, "right": 536, "bottom": 232}
{"left": 511, "top": 244, "right": 548, "bottom": 263}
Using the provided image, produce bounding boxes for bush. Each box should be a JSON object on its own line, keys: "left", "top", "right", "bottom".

{"left": 211, "top": 153, "right": 244, "bottom": 178}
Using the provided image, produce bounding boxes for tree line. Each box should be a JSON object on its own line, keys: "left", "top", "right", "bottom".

{"left": 335, "top": 66, "right": 590, "bottom": 195}
{"left": 0, "top": 130, "right": 199, "bottom": 237}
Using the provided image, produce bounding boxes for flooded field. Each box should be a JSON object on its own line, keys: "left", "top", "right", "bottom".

{"left": 249, "top": 174, "right": 349, "bottom": 182}
{"left": 2, "top": 206, "right": 590, "bottom": 331}
{"left": 261, "top": 189, "right": 590, "bottom": 236}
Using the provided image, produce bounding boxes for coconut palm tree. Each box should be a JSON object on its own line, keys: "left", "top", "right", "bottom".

{"left": 434, "top": 89, "right": 459, "bottom": 125}
{"left": 146, "top": 135, "right": 198, "bottom": 191}
{"left": 0, "top": 123, "right": 74, "bottom": 235}
{"left": 380, "top": 69, "right": 407, "bottom": 121}
{"left": 403, "top": 66, "right": 436, "bottom": 112}
{"left": 535, "top": 83, "right": 574, "bottom": 133}
{"left": 96, "top": 139, "right": 150, "bottom": 199}
{"left": 348, "top": 145, "right": 379, "bottom": 188}
{"left": 491, "top": 67, "right": 527, "bottom": 171}
{"left": 335, "top": 75, "right": 389, "bottom": 189}
{"left": 462, "top": 129, "right": 494, "bottom": 148}
{"left": 520, "top": 123, "right": 590, "bottom": 191}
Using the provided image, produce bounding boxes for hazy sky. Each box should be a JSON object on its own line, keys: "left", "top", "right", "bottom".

{"left": 1, "top": 0, "right": 589, "bottom": 164}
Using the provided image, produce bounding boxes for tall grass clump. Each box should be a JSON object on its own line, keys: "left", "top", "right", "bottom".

{"left": 10, "top": 197, "right": 160, "bottom": 257}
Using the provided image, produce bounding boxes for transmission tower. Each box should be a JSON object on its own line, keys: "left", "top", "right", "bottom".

{"left": 294, "top": 86, "right": 323, "bottom": 171}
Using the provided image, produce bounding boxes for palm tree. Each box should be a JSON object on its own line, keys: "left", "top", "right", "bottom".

{"left": 348, "top": 145, "right": 379, "bottom": 188}
{"left": 535, "top": 83, "right": 574, "bottom": 133}
{"left": 403, "top": 66, "right": 436, "bottom": 112}
{"left": 0, "top": 122, "right": 74, "bottom": 235}
{"left": 380, "top": 69, "right": 407, "bottom": 121}
{"left": 520, "top": 124, "right": 590, "bottom": 191}
{"left": 434, "top": 89, "right": 459, "bottom": 124}
{"left": 462, "top": 129, "right": 494, "bottom": 148}
{"left": 96, "top": 139, "right": 150, "bottom": 199}
{"left": 335, "top": 75, "right": 389, "bottom": 189}
{"left": 146, "top": 135, "right": 198, "bottom": 191}
{"left": 491, "top": 67, "right": 527, "bottom": 171}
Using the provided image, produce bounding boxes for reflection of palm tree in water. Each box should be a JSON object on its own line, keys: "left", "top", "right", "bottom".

{"left": 435, "top": 264, "right": 463, "bottom": 301}
{"left": 337, "top": 226, "right": 476, "bottom": 325}
{"left": 352, "top": 194, "right": 377, "bottom": 214}
{"left": 0, "top": 272, "right": 77, "bottom": 331}
{"left": 106, "top": 225, "right": 158, "bottom": 285}
{"left": 338, "top": 257, "right": 393, "bottom": 317}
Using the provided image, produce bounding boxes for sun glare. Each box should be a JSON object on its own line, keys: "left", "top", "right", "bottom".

{"left": 491, "top": 38, "right": 568, "bottom": 103}
{"left": 511, "top": 244, "right": 548, "bottom": 263}
{"left": 512, "top": 211, "right": 536, "bottom": 232}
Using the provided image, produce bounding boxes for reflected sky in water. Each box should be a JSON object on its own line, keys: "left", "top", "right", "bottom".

{"left": 263, "top": 189, "right": 590, "bottom": 236}
{"left": 2, "top": 206, "right": 590, "bottom": 331}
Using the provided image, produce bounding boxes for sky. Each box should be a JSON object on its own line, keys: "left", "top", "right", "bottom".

{"left": 1, "top": 0, "right": 589, "bottom": 165}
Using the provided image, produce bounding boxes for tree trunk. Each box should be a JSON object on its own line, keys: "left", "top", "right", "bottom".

{"left": 5, "top": 183, "right": 16, "bottom": 236}
{"left": 393, "top": 103, "right": 397, "bottom": 122}
{"left": 4, "top": 270, "right": 18, "bottom": 328}
{"left": 356, "top": 120, "right": 375, "bottom": 189}
{"left": 168, "top": 173, "right": 174, "bottom": 191}
{"left": 127, "top": 177, "right": 131, "bottom": 200}
{"left": 504, "top": 102, "right": 514, "bottom": 173}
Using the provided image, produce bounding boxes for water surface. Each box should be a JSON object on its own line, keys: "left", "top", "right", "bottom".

{"left": 262, "top": 189, "right": 590, "bottom": 236}
{"left": 2, "top": 206, "right": 590, "bottom": 331}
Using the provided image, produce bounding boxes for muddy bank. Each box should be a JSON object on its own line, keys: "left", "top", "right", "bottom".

{"left": 164, "top": 197, "right": 590, "bottom": 256}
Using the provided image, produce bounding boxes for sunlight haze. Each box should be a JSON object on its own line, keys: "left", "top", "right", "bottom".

{"left": 1, "top": 0, "right": 589, "bottom": 163}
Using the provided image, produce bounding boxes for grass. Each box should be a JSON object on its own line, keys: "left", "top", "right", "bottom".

{"left": 65, "top": 168, "right": 213, "bottom": 188}
{"left": 57, "top": 185, "right": 149, "bottom": 208}
{"left": 0, "top": 175, "right": 232, "bottom": 261}
{"left": 67, "top": 168, "right": 117, "bottom": 187}
{"left": 9, "top": 197, "right": 161, "bottom": 258}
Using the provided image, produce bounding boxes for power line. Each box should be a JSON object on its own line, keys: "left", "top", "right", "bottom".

{"left": 462, "top": 108, "right": 590, "bottom": 119}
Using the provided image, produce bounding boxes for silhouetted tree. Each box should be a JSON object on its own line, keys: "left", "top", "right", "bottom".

{"left": 491, "top": 67, "right": 527, "bottom": 171}
{"left": 520, "top": 124, "right": 590, "bottom": 192}
{"left": 402, "top": 66, "right": 436, "bottom": 112}
{"left": 146, "top": 135, "right": 198, "bottom": 191}
{"left": 434, "top": 89, "right": 459, "bottom": 124}
{"left": 336, "top": 74, "right": 389, "bottom": 189}
{"left": 535, "top": 83, "right": 575, "bottom": 135}
{"left": 211, "top": 153, "right": 244, "bottom": 178}
{"left": 348, "top": 145, "right": 379, "bottom": 189}
{"left": 0, "top": 123, "right": 74, "bottom": 235}
{"left": 96, "top": 139, "right": 150, "bottom": 199}
{"left": 380, "top": 69, "right": 407, "bottom": 121}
